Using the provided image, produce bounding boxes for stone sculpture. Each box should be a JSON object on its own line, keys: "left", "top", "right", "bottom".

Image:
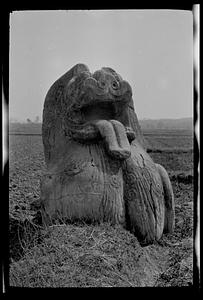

{"left": 40, "top": 63, "right": 175, "bottom": 245}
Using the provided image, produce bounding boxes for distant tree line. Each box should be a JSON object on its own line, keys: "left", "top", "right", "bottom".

{"left": 139, "top": 118, "right": 192, "bottom": 131}
{"left": 26, "top": 116, "right": 41, "bottom": 123}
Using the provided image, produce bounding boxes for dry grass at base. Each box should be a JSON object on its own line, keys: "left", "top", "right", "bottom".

{"left": 9, "top": 223, "right": 169, "bottom": 288}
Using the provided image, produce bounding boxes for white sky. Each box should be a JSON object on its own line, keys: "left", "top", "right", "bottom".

{"left": 9, "top": 10, "right": 193, "bottom": 122}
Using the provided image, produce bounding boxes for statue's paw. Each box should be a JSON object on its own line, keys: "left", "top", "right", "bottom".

{"left": 108, "top": 147, "right": 131, "bottom": 160}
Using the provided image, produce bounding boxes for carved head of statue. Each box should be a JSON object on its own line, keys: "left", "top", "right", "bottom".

{"left": 43, "top": 64, "right": 144, "bottom": 164}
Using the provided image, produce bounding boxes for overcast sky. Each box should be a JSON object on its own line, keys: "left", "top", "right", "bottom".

{"left": 9, "top": 10, "right": 193, "bottom": 122}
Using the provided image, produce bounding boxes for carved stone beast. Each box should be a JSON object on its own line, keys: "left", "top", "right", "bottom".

{"left": 41, "top": 63, "right": 175, "bottom": 245}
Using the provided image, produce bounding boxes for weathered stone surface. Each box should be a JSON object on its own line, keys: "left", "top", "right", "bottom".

{"left": 40, "top": 63, "right": 175, "bottom": 245}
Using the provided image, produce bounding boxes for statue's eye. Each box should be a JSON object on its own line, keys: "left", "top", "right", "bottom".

{"left": 112, "top": 81, "right": 119, "bottom": 89}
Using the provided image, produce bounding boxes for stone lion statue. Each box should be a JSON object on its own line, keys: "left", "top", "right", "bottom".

{"left": 40, "top": 63, "right": 175, "bottom": 245}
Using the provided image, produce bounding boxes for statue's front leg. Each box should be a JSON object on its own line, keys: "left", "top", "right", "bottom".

{"left": 123, "top": 150, "right": 165, "bottom": 245}
{"left": 156, "top": 163, "right": 175, "bottom": 233}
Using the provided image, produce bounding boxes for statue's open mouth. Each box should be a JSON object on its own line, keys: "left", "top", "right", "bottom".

{"left": 65, "top": 70, "right": 135, "bottom": 160}
{"left": 79, "top": 99, "right": 135, "bottom": 160}
{"left": 81, "top": 100, "right": 122, "bottom": 121}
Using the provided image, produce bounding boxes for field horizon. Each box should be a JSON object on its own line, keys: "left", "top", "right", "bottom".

{"left": 9, "top": 116, "right": 193, "bottom": 130}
